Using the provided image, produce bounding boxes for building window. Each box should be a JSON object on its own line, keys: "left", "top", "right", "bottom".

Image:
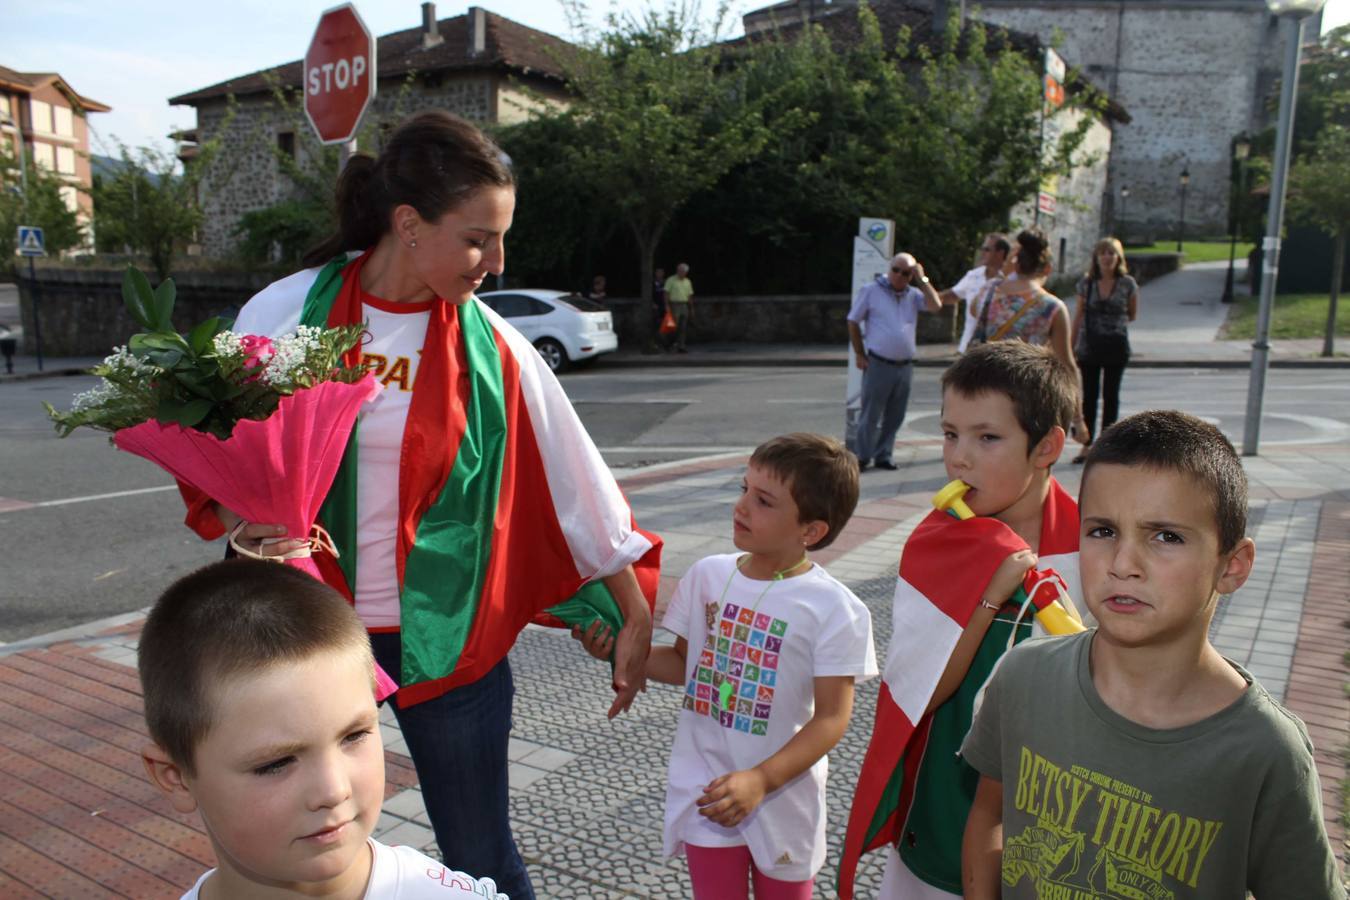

{"left": 0, "top": 95, "right": 10, "bottom": 120}
{"left": 54, "top": 105, "right": 74, "bottom": 137}
{"left": 57, "top": 145, "right": 76, "bottom": 174}
{"left": 29, "top": 99, "right": 52, "bottom": 134}
{"left": 277, "top": 131, "right": 296, "bottom": 159}
{"left": 60, "top": 185, "right": 79, "bottom": 213}
{"left": 33, "top": 141, "right": 54, "bottom": 170}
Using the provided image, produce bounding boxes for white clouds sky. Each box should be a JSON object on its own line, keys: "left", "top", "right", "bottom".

{"left": 4, "top": 0, "right": 1346, "bottom": 156}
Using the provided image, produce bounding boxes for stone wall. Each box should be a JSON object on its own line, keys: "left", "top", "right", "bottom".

{"left": 15, "top": 268, "right": 274, "bottom": 357}
{"left": 977, "top": 0, "right": 1283, "bottom": 238}
{"left": 16, "top": 268, "right": 960, "bottom": 356}
{"left": 606, "top": 295, "right": 958, "bottom": 348}
{"left": 188, "top": 73, "right": 497, "bottom": 257}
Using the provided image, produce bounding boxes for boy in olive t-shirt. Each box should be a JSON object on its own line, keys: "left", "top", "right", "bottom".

{"left": 960, "top": 411, "right": 1343, "bottom": 899}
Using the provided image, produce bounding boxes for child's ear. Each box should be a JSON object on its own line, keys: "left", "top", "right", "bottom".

{"left": 1215, "top": 537, "right": 1256, "bottom": 596}
{"left": 141, "top": 743, "right": 199, "bottom": 815}
{"left": 800, "top": 519, "right": 829, "bottom": 551}
{"left": 1032, "top": 425, "right": 1066, "bottom": 470}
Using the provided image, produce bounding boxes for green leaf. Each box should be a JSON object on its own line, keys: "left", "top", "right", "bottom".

{"left": 121, "top": 267, "right": 157, "bottom": 330}
{"left": 157, "top": 397, "right": 213, "bottom": 428}
{"left": 151, "top": 278, "right": 177, "bottom": 332}
{"left": 188, "top": 317, "right": 223, "bottom": 356}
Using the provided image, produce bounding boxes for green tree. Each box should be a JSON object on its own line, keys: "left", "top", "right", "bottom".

{"left": 0, "top": 150, "right": 84, "bottom": 270}
{"left": 1288, "top": 125, "right": 1350, "bottom": 356}
{"left": 92, "top": 143, "right": 211, "bottom": 280}
{"left": 529, "top": 1, "right": 770, "bottom": 343}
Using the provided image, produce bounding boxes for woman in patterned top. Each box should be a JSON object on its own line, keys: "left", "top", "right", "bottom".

{"left": 972, "top": 228, "right": 1087, "bottom": 439}
{"left": 1070, "top": 237, "right": 1139, "bottom": 463}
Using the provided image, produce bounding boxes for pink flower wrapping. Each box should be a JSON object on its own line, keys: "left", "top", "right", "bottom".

{"left": 113, "top": 374, "right": 399, "bottom": 700}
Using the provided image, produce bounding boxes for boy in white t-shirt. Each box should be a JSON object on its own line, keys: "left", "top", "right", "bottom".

{"left": 650, "top": 434, "right": 878, "bottom": 897}
{"left": 138, "top": 559, "right": 505, "bottom": 899}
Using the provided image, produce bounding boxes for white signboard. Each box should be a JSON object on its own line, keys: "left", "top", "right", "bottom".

{"left": 844, "top": 218, "right": 895, "bottom": 453}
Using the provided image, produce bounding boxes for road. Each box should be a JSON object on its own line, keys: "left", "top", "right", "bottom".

{"left": 2, "top": 364, "right": 1348, "bottom": 641}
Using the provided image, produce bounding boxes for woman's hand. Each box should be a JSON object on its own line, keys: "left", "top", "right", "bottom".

{"left": 215, "top": 505, "right": 308, "bottom": 558}
{"left": 603, "top": 566, "right": 653, "bottom": 719}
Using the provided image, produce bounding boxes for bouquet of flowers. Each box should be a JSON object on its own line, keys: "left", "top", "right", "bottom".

{"left": 47, "top": 267, "right": 396, "bottom": 698}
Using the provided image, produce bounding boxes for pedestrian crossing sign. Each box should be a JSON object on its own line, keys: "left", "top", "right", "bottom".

{"left": 17, "top": 226, "right": 45, "bottom": 257}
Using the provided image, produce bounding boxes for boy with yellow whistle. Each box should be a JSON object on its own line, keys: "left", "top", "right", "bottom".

{"left": 839, "top": 342, "right": 1089, "bottom": 900}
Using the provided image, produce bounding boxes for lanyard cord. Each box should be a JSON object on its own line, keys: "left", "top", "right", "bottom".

{"left": 710, "top": 554, "right": 809, "bottom": 711}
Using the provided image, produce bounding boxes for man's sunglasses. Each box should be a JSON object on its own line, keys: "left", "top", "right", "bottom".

{"left": 890, "top": 267, "right": 914, "bottom": 276}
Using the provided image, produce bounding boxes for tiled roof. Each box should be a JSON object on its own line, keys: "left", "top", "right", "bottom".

{"left": 168, "top": 8, "right": 574, "bottom": 106}
{"left": 0, "top": 65, "right": 111, "bottom": 112}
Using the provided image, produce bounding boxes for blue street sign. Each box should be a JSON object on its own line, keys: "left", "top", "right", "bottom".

{"left": 17, "top": 225, "right": 45, "bottom": 257}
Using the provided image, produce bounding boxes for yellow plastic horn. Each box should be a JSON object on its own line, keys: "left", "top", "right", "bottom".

{"left": 933, "top": 479, "right": 976, "bottom": 520}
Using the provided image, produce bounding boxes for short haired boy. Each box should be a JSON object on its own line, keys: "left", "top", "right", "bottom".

{"left": 961, "top": 411, "right": 1344, "bottom": 898}
{"left": 839, "top": 341, "right": 1085, "bottom": 900}
{"left": 139, "top": 559, "right": 506, "bottom": 899}
{"left": 645, "top": 433, "right": 876, "bottom": 897}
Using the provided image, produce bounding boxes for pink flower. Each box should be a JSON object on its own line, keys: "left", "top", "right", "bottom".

{"left": 239, "top": 334, "right": 275, "bottom": 371}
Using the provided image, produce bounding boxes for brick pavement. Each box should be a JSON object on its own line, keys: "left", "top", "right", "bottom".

{"left": 0, "top": 441, "right": 1345, "bottom": 897}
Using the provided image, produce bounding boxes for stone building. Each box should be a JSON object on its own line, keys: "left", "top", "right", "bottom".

{"left": 0, "top": 66, "right": 110, "bottom": 247}
{"left": 168, "top": 4, "right": 570, "bottom": 257}
{"left": 747, "top": 0, "right": 1323, "bottom": 241}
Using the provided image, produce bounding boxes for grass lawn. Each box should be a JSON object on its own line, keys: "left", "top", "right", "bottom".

{"left": 1223, "top": 292, "right": 1349, "bottom": 340}
{"left": 1129, "top": 240, "right": 1254, "bottom": 264}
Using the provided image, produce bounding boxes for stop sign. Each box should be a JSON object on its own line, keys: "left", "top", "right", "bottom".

{"left": 303, "top": 3, "right": 376, "bottom": 145}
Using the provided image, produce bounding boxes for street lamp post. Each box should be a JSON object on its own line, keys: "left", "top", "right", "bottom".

{"left": 1243, "top": 0, "right": 1326, "bottom": 456}
{"left": 1176, "top": 168, "right": 1190, "bottom": 253}
{"left": 1222, "top": 137, "right": 1252, "bottom": 303}
{"left": 1119, "top": 185, "right": 1130, "bottom": 241}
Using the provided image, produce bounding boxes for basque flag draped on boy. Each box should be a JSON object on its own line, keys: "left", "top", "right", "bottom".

{"left": 180, "top": 253, "right": 661, "bottom": 706}
{"left": 837, "top": 481, "right": 1078, "bottom": 899}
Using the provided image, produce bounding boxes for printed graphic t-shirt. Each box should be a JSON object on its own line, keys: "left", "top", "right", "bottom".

{"left": 960, "top": 631, "right": 1344, "bottom": 899}
{"left": 662, "top": 553, "right": 878, "bottom": 882}
{"left": 180, "top": 839, "right": 506, "bottom": 898}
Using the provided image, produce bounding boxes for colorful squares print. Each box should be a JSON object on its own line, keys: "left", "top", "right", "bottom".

{"left": 683, "top": 600, "right": 790, "bottom": 736}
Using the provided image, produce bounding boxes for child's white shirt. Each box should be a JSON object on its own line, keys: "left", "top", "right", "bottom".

{"left": 662, "top": 553, "right": 878, "bottom": 882}
{"left": 178, "top": 838, "right": 506, "bottom": 899}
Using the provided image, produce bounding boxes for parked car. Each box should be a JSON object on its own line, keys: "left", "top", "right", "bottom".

{"left": 476, "top": 289, "right": 618, "bottom": 373}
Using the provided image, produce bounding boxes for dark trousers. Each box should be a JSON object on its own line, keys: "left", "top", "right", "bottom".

{"left": 370, "top": 636, "right": 534, "bottom": 899}
{"left": 1079, "top": 362, "right": 1125, "bottom": 443}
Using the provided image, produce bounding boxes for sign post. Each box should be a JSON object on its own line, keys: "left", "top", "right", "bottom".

{"left": 304, "top": 3, "right": 376, "bottom": 169}
{"left": 844, "top": 218, "right": 895, "bottom": 454}
{"left": 16, "top": 225, "right": 45, "bottom": 371}
{"left": 1035, "top": 48, "right": 1066, "bottom": 226}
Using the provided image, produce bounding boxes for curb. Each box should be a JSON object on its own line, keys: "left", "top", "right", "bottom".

{"left": 591, "top": 355, "right": 1350, "bottom": 370}
{"left": 0, "top": 364, "right": 94, "bottom": 383}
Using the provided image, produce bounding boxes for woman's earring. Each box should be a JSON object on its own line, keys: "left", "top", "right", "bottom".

{"left": 410, "top": 240, "right": 418, "bottom": 249}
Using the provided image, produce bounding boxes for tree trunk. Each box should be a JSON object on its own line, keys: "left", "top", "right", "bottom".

{"left": 633, "top": 221, "right": 666, "bottom": 353}
{"left": 1324, "top": 229, "right": 1344, "bottom": 358}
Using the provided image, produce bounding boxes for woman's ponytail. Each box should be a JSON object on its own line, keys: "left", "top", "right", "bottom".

{"left": 302, "top": 152, "right": 384, "bottom": 268}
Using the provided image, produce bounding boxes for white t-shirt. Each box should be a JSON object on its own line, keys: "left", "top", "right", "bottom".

{"left": 349, "top": 296, "right": 432, "bottom": 628}
{"left": 952, "top": 266, "right": 995, "bottom": 353}
{"left": 661, "top": 553, "right": 878, "bottom": 882}
{"left": 179, "top": 838, "right": 506, "bottom": 898}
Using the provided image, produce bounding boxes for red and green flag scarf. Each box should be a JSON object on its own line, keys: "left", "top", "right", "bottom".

{"left": 837, "top": 478, "right": 1079, "bottom": 898}
{"left": 296, "top": 254, "right": 661, "bottom": 707}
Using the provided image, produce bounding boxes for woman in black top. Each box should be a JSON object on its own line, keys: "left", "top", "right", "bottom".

{"left": 1071, "top": 237, "right": 1139, "bottom": 463}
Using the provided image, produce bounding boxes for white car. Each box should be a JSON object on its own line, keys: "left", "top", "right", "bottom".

{"left": 476, "top": 289, "right": 618, "bottom": 373}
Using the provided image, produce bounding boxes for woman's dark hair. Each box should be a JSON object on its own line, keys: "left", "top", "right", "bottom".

{"left": 1013, "top": 227, "right": 1052, "bottom": 276}
{"left": 303, "top": 111, "right": 514, "bottom": 267}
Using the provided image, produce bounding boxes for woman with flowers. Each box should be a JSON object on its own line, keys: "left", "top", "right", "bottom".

{"left": 176, "top": 111, "right": 660, "bottom": 900}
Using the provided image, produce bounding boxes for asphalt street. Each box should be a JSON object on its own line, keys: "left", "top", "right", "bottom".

{"left": 2, "top": 364, "right": 1347, "bottom": 642}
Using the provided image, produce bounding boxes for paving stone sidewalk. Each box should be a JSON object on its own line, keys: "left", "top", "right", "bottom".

{"left": 1, "top": 440, "right": 1346, "bottom": 897}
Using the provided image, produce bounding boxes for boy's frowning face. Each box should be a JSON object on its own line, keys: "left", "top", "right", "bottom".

{"left": 940, "top": 387, "right": 1043, "bottom": 520}
{"left": 185, "top": 646, "right": 384, "bottom": 894}
{"left": 1079, "top": 463, "right": 1252, "bottom": 648}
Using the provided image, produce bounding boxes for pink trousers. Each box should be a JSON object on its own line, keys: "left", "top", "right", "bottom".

{"left": 685, "top": 844, "right": 815, "bottom": 899}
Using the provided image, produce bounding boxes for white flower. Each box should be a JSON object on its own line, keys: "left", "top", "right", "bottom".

{"left": 71, "top": 381, "right": 116, "bottom": 412}
{"left": 212, "top": 330, "right": 245, "bottom": 359}
{"left": 102, "top": 345, "right": 160, "bottom": 378}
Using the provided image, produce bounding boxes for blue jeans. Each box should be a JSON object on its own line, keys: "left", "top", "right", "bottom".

{"left": 370, "top": 635, "right": 534, "bottom": 899}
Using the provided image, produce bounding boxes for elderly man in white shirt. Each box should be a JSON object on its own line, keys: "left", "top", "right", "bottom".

{"left": 941, "top": 233, "right": 1010, "bottom": 353}
{"left": 847, "top": 252, "right": 942, "bottom": 471}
